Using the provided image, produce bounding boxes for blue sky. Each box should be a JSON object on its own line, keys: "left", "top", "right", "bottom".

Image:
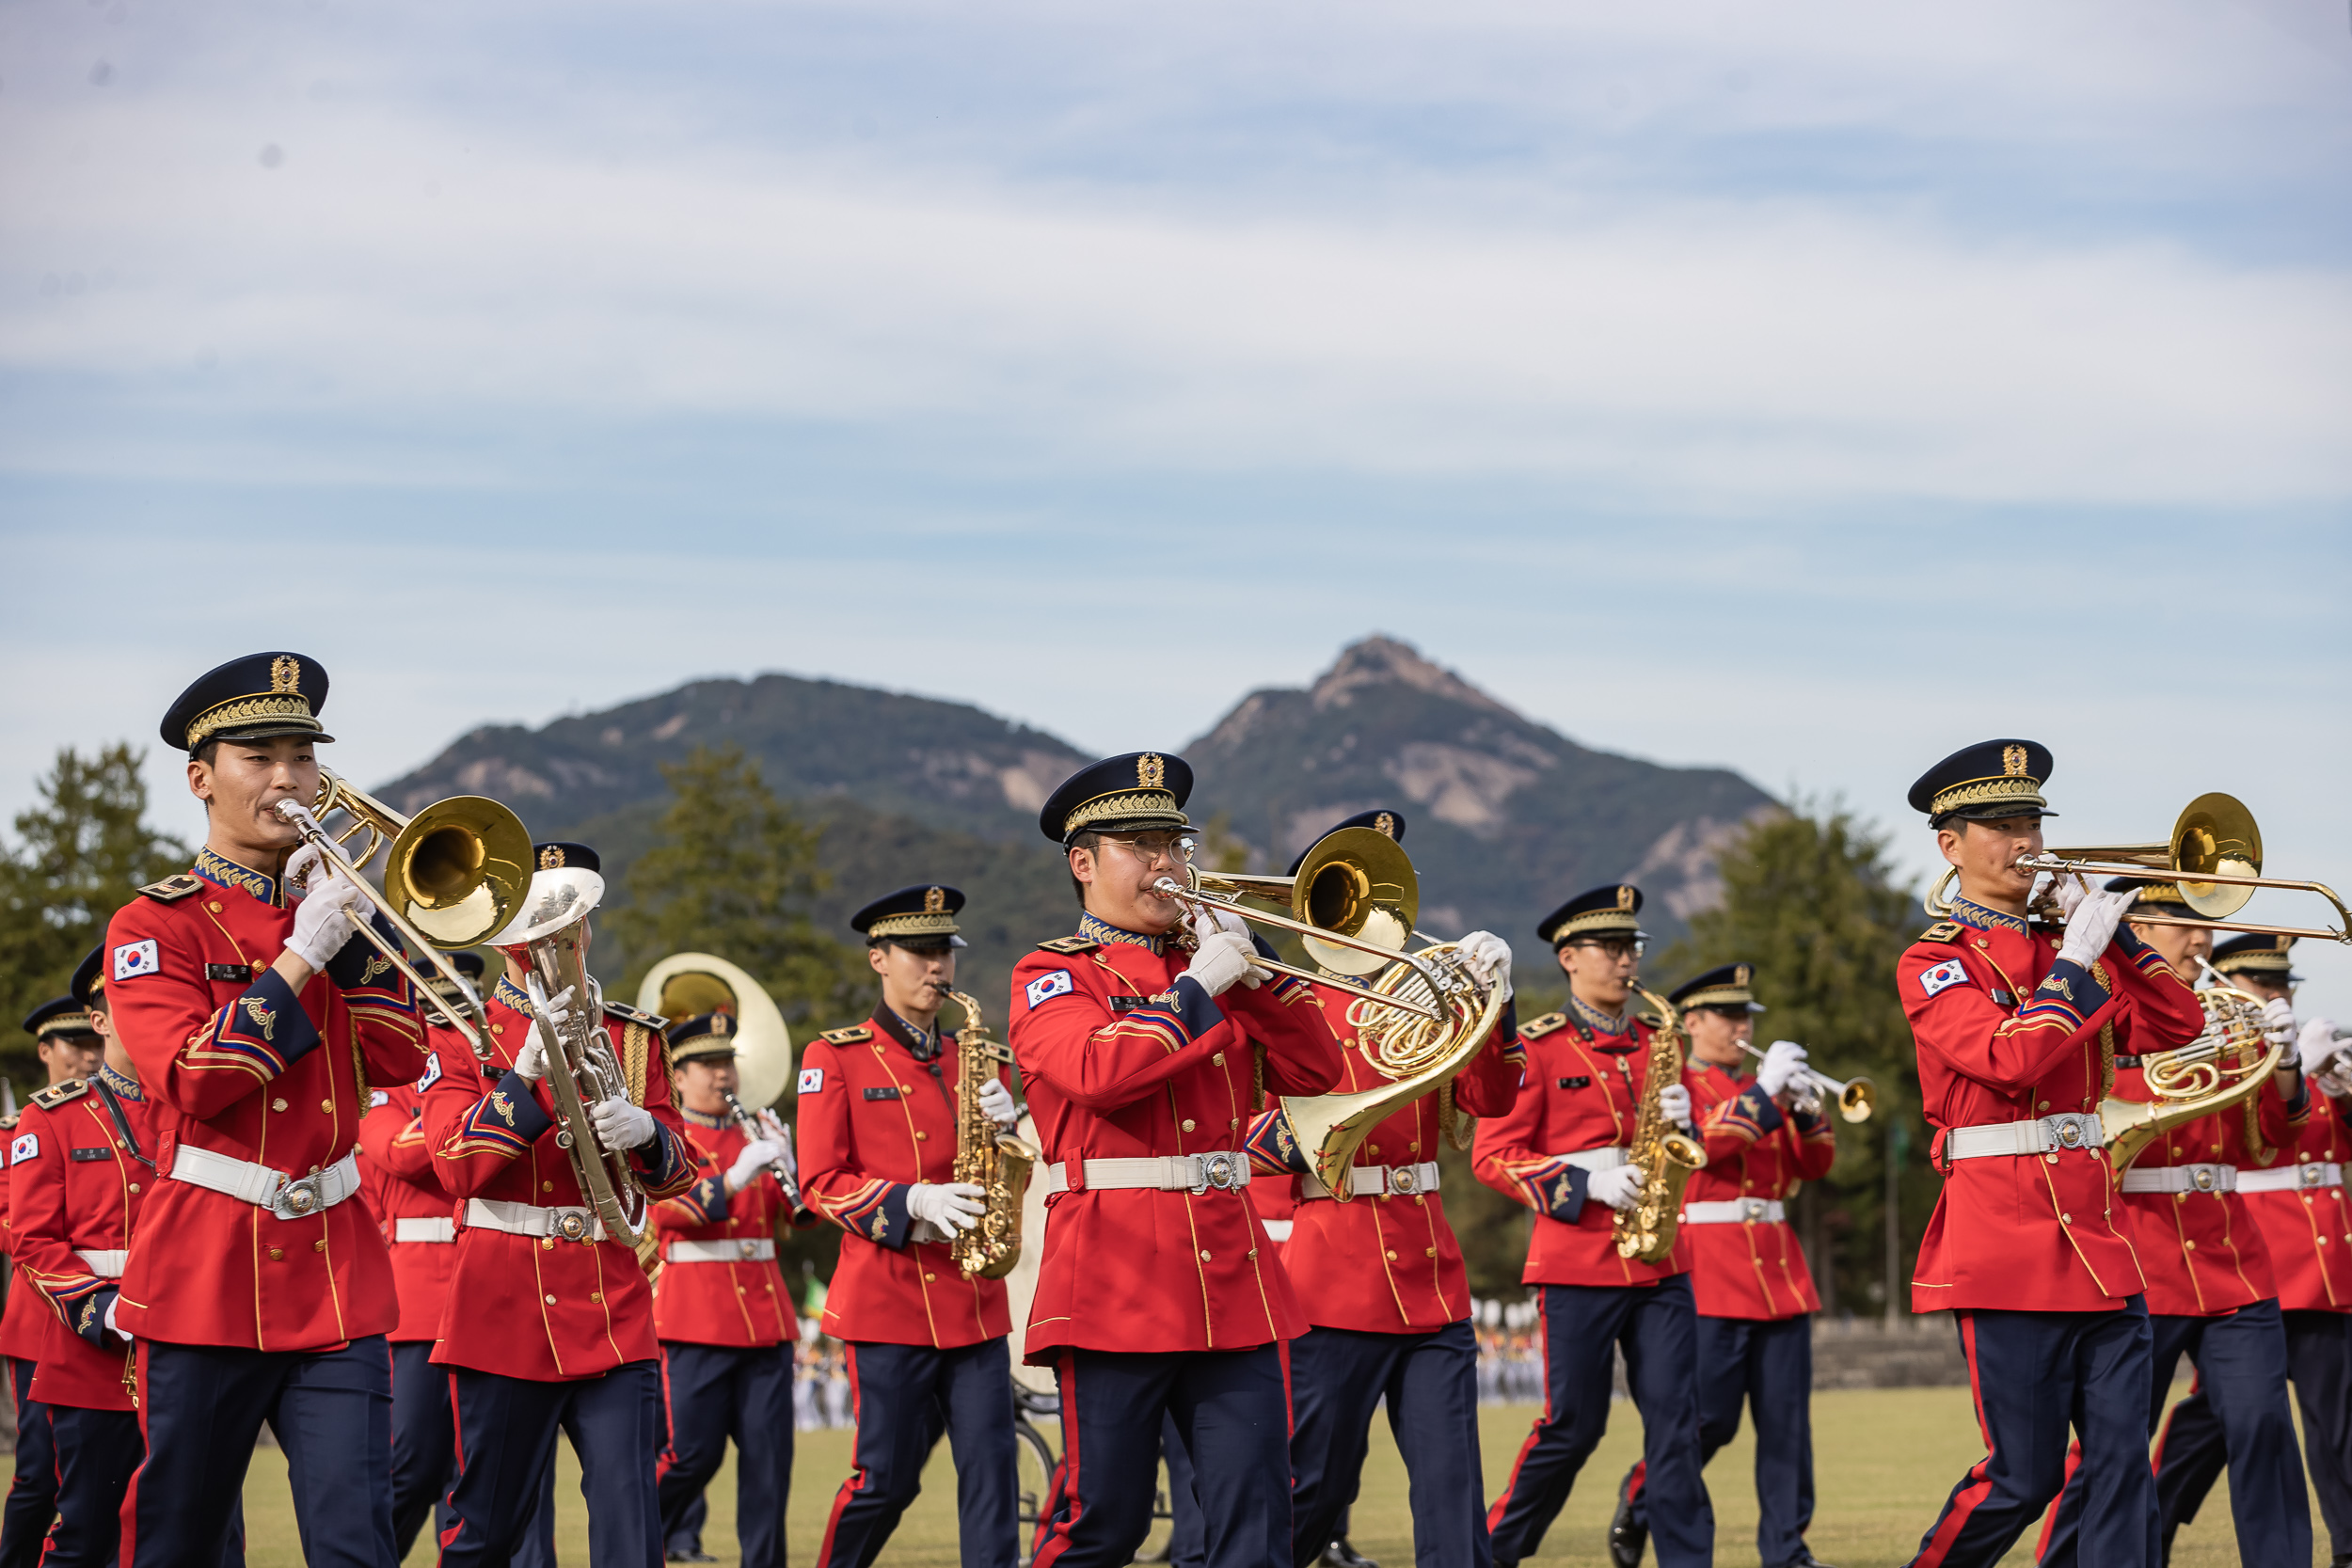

{"left": 5, "top": 0, "right": 2349, "bottom": 1004}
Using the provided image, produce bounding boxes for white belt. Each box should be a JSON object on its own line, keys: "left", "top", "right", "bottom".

{"left": 1561, "top": 1147, "right": 1629, "bottom": 1172}
{"left": 666, "top": 1238, "right": 777, "bottom": 1263}
{"left": 1259, "top": 1219, "right": 1294, "bottom": 1243}
{"left": 2121, "top": 1164, "right": 2238, "bottom": 1195}
{"left": 1305, "top": 1161, "right": 1440, "bottom": 1200}
{"left": 73, "top": 1249, "right": 126, "bottom": 1277}
{"left": 394, "top": 1216, "right": 456, "bottom": 1243}
{"left": 1944, "top": 1115, "right": 2106, "bottom": 1162}
{"left": 169, "top": 1146, "right": 363, "bottom": 1222}
{"left": 464, "top": 1196, "right": 607, "bottom": 1243}
{"left": 1681, "top": 1198, "right": 1785, "bottom": 1225}
{"left": 2236, "top": 1162, "right": 2344, "bottom": 1194}
{"left": 1041, "top": 1153, "right": 1250, "bottom": 1196}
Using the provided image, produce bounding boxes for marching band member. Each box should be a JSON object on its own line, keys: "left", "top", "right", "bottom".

{"left": 1009, "top": 753, "right": 1344, "bottom": 1568}
{"left": 7, "top": 946, "right": 154, "bottom": 1563}
{"left": 652, "top": 1010, "right": 801, "bottom": 1568}
{"left": 1895, "top": 741, "right": 2204, "bottom": 1568}
{"left": 2036, "top": 884, "right": 2312, "bottom": 1566}
{"left": 800, "top": 883, "right": 1022, "bottom": 1568}
{"left": 105, "top": 651, "right": 425, "bottom": 1567}
{"left": 1474, "top": 883, "right": 1712, "bottom": 1568}
{"left": 0, "top": 993, "right": 100, "bottom": 1568}
{"left": 421, "top": 840, "right": 699, "bottom": 1566}
{"left": 2149, "top": 931, "right": 2352, "bottom": 1566}
{"left": 1242, "top": 808, "right": 1524, "bottom": 1568}
{"left": 1615, "top": 963, "right": 1839, "bottom": 1568}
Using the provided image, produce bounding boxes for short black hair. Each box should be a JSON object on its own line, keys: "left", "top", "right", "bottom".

{"left": 1068, "top": 830, "right": 1101, "bottom": 907}
{"left": 192, "top": 736, "right": 222, "bottom": 768}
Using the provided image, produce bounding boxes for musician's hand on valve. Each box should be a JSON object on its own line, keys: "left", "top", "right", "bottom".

{"left": 977, "top": 1078, "right": 1021, "bottom": 1131}
{"left": 1586, "top": 1164, "right": 1645, "bottom": 1212}
{"left": 1658, "top": 1083, "right": 1692, "bottom": 1132}
{"left": 726, "top": 1139, "right": 787, "bottom": 1192}
{"left": 2297, "top": 1017, "right": 2341, "bottom": 1078}
{"left": 589, "top": 1095, "right": 657, "bottom": 1149}
{"left": 2057, "top": 887, "right": 2136, "bottom": 969}
{"left": 507, "top": 1034, "right": 549, "bottom": 1085}
{"left": 2260, "top": 996, "right": 2297, "bottom": 1048}
{"left": 907, "top": 1181, "right": 987, "bottom": 1238}
{"left": 1184, "top": 931, "right": 1259, "bottom": 998}
{"left": 285, "top": 863, "right": 363, "bottom": 971}
{"left": 1756, "top": 1040, "right": 1809, "bottom": 1101}
{"left": 1460, "top": 931, "right": 1514, "bottom": 1000}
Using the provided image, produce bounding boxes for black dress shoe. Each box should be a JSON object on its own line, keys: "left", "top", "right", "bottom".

{"left": 1320, "top": 1542, "right": 1378, "bottom": 1568}
{"left": 1608, "top": 1465, "right": 1647, "bottom": 1568}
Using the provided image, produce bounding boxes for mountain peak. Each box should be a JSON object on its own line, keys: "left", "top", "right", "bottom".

{"left": 1309, "top": 636, "right": 1514, "bottom": 716}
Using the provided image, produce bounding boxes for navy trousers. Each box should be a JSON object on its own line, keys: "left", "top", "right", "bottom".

{"left": 42, "top": 1405, "right": 140, "bottom": 1568}
{"left": 656, "top": 1342, "right": 792, "bottom": 1568}
{"left": 1289, "top": 1321, "right": 1487, "bottom": 1568}
{"left": 122, "top": 1335, "right": 395, "bottom": 1568}
{"left": 0, "top": 1357, "right": 57, "bottom": 1568}
{"left": 441, "top": 1360, "right": 662, "bottom": 1567}
{"left": 389, "top": 1339, "right": 455, "bottom": 1559}
{"left": 2154, "top": 1307, "right": 2352, "bottom": 1560}
{"left": 1161, "top": 1410, "right": 1204, "bottom": 1568}
{"left": 2040, "top": 1298, "right": 2307, "bottom": 1568}
{"left": 1628, "top": 1312, "right": 1816, "bottom": 1567}
{"left": 1486, "top": 1275, "right": 1712, "bottom": 1568}
{"left": 819, "top": 1338, "right": 1016, "bottom": 1568}
{"left": 1033, "top": 1344, "right": 1289, "bottom": 1568}
{"left": 1905, "top": 1300, "right": 2154, "bottom": 1568}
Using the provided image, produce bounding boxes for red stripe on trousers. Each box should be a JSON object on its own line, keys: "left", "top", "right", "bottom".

{"left": 1030, "top": 1352, "right": 1088, "bottom": 1568}
{"left": 814, "top": 1343, "right": 869, "bottom": 1568}
{"left": 116, "top": 1341, "right": 151, "bottom": 1567}
{"left": 438, "top": 1371, "right": 469, "bottom": 1552}
{"left": 655, "top": 1346, "right": 679, "bottom": 1485}
{"left": 1913, "top": 1312, "right": 2000, "bottom": 1568}
{"left": 1486, "top": 1284, "right": 1557, "bottom": 1532}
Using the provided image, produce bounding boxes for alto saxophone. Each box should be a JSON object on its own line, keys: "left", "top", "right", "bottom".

{"left": 1613, "top": 981, "right": 1708, "bottom": 1263}
{"left": 946, "top": 990, "right": 1039, "bottom": 1280}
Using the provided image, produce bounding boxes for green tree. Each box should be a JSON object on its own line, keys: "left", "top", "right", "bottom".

{"left": 1651, "top": 799, "right": 1929, "bottom": 1318}
{"left": 0, "top": 745, "right": 192, "bottom": 1095}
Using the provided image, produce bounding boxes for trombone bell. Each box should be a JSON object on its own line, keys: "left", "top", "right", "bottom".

{"left": 387, "top": 796, "right": 533, "bottom": 948}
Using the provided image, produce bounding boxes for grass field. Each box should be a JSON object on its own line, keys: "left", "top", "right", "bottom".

{"left": 150, "top": 1387, "right": 2317, "bottom": 1566}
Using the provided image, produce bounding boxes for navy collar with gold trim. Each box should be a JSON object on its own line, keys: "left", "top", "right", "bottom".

{"left": 493, "top": 974, "right": 533, "bottom": 1013}
{"left": 1947, "top": 895, "right": 2029, "bottom": 936}
{"left": 682, "top": 1105, "right": 728, "bottom": 1130}
{"left": 1078, "top": 912, "right": 1167, "bottom": 956}
{"left": 874, "top": 1007, "right": 940, "bottom": 1063}
{"left": 194, "top": 847, "right": 279, "bottom": 906}
{"left": 1568, "top": 990, "right": 1629, "bottom": 1037}
{"left": 96, "top": 1061, "right": 144, "bottom": 1101}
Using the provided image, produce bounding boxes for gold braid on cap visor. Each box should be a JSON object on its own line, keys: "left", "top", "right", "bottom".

{"left": 1676, "top": 987, "right": 1753, "bottom": 1011}
{"left": 866, "top": 911, "right": 961, "bottom": 939}
{"left": 1062, "top": 790, "right": 1187, "bottom": 834}
{"left": 1929, "top": 775, "right": 2048, "bottom": 816}
{"left": 185, "top": 693, "right": 321, "bottom": 747}
{"left": 1551, "top": 910, "right": 1642, "bottom": 942}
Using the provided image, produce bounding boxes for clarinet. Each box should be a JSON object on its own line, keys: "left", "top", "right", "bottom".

{"left": 722, "top": 1090, "right": 804, "bottom": 1212}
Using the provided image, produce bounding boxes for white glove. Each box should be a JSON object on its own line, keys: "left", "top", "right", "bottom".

{"left": 2298, "top": 1017, "right": 2342, "bottom": 1079}
{"left": 285, "top": 862, "right": 363, "bottom": 970}
{"left": 1587, "top": 1164, "right": 1645, "bottom": 1212}
{"left": 1459, "top": 931, "right": 1514, "bottom": 1001}
{"left": 1189, "top": 904, "right": 1249, "bottom": 943}
{"left": 1185, "top": 931, "right": 1260, "bottom": 998}
{"left": 1756, "top": 1039, "right": 1808, "bottom": 1101}
{"left": 2046, "top": 871, "right": 2091, "bottom": 921}
{"left": 2260, "top": 996, "right": 2296, "bottom": 1048}
{"left": 103, "top": 1294, "right": 130, "bottom": 1345}
{"left": 589, "top": 1095, "right": 657, "bottom": 1149}
{"left": 726, "top": 1139, "right": 787, "bottom": 1192}
{"left": 2057, "top": 888, "right": 2137, "bottom": 970}
{"left": 976, "top": 1077, "right": 1020, "bottom": 1131}
{"left": 906, "top": 1180, "right": 987, "bottom": 1238}
{"left": 1658, "top": 1083, "right": 1692, "bottom": 1130}
{"left": 513, "top": 980, "right": 574, "bottom": 1083}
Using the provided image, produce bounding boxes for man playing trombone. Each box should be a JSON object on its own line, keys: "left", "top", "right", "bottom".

{"left": 102, "top": 651, "right": 427, "bottom": 1567}
{"left": 421, "top": 840, "right": 700, "bottom": 1566}
{"left": 1613, "top": 963, "right": 1840, "bottom": 1568}
{"left": 1009, "top": 753, "right": 1344, "bottom": 1568}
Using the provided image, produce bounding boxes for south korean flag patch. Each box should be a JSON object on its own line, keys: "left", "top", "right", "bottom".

{"left": 1025, "top": 969, "right": 1074, "bottom": 1008}
{"left": 113, "top": 940, "right": 160, "bottom": 982}
{"left": 8, "top": 1133, "right": 36, "bottom": 1166}
{"left": 798, "top": 1067, "right": 824, "bottom": 1095}
{"left": 415, "top": 1052, "right": 443, "bottom": 1093}
{"left": 1918, "top": 958, "right": 1969, "bottom": 999}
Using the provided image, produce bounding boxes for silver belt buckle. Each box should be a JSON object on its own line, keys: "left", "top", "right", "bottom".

{"left": 739, "top": 1239, "right": 762, "bottom": 1259}
{"left": 2305, "top": 1164, "right": 2329, "bottom": 1190}
{"left": 1742, "top": 1197, "right": 1769, "bottom": 1222}
{"left": 552, "top": 1210, "right": 594, "bottom": 1243}
{"left": 1195, "top": 1152, "right": 1242, "bottom": 1194}
{"left": 2192, "top": 1165, "right": 2217, "bottom": 1193}
{"left": 1389, "top": 1164, "right": 1421, "bottom": 1196}
{"left": 2051, "top": 1117, "right": 2085, "bottom": 1149}
{"left": 270, "top": 1169, "right": 325, "bottom": 1220}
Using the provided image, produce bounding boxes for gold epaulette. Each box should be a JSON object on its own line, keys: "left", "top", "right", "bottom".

{"left": 1518, "top": 1011, "right": 1568, "bottom": 1039}
{"left": 1037, "top": 935, "right": 1100, "bottom": 956}
{"left": 29, "top": 1080, "right": 88, "bottom": 1111}
{"left": 1915, "top": 921, "right": 1964, "bottom": 945}
{"left": 138, "top": 874, "right": 204, "bottom": 904}
{"left": 820, "top": 1025, "right": 874, "bottom": 1045}
{"left": 601, "top": 1000, "right": 669, "bottom": 1031}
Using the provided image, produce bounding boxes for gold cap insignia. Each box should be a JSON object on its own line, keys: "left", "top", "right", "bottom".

{"left": 270, "top": 656, "right": 302, "bottom": 694}
{"left": 2002, "top": 744, "right": 2027, "bottom": 777}
{"left": 1137, "top": 752, "right": 1166, "bottom": 790}
{"left": 714, "top": 1013, "right": 732, "bottom": 1036}
{"left": 924, "top": 886, "right": 946, "bottom": 914}
{"left": 538, "top": 846, "right": 564, "bottom": 870}
{"left": 1374, "top": 812, "right": 1396, "bottom": 838}
{"left": 1734, "top": 964, "right": 1751, "bottom": 987}
{"left": 1616, "top": 886, "right": 1635, "bottom": 911}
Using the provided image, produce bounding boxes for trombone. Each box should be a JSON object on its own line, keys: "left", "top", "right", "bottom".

{"left": 1924, "top": 792, "right": 2350, "bottom": 944}
{"left": 274, "top": 769, "right": 533, "bottom": 1054}
{"left": 1736, "top": 1041, "right": 1874, "bottom": 1122}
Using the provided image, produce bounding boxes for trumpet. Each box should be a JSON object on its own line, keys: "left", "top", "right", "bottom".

{"left": 1924, "top": 793, "right": 2349, "bottom": 944}
{"left": 1737, "top": 1041, "right": 1874, "bottom": 1123}
{"left": 274, "top": 769, "right": 533, "bottom": 1054}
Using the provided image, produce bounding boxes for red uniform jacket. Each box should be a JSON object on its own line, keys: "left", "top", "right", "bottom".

{"left": 9, "top": 1071, "right": 155, "bottom": 1410}
{"left": 104, "top": 849, "right": 425, "bottom": 1351}
{"left": 2244, "top": 1094, "right": 2352, "bottom": 1313}
{"left": 1903, "top": 898, "right": 2205, "bottom": 1314}
{"left": 1009, "top": 920, "right": 1345, "bottom": 1364}
{"left": 0, "top": 1119, "right": 48, "bottom": 1364}
{"left": 423, "top": 975, "right": 697, "bottom": 1380}
{"left": 1474, "top": 1003, "right": 1698, "bottom": 1287}
{"left": 1681, "top": 1059, "right": 1836, "bottom": 1320}
{"left": 798, "top": 1008, "right": 1011, "bottom": 1348}
{"left": 2114, "top": 1043, "right": 2304, "bottom": 1318}
{"left": 357, "top": 1030, "right": 466, "bottom": 1343}
{"left": 651, "top": 1111, "right": 800, "bottom": 1348}
{"left": 1247, "top": 983, "right": 1522, "bottom": 1334}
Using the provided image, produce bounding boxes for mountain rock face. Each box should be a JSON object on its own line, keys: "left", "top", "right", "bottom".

{"left": 1184, "top": 638, "right": 1777, "bottom": 944}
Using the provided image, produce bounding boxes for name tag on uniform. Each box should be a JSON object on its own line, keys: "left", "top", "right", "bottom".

{"left": 1557, "top": 1076, "right": 1591, "bottom": 1090}
{"left": 1108, "top": 995, "right": 1150, "bottom": 1013}
{"left": 1990, "top": 990, "right": 2015, "bottom": 1006}
{"left": 69, "top": 1148, "right": 110, "bottom": 1163}
{"left": 206, "top": 963, "right": 250, "bottom": 981}
{"left": 863, "top": 1087, "right": 901, "bottom": 1101}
